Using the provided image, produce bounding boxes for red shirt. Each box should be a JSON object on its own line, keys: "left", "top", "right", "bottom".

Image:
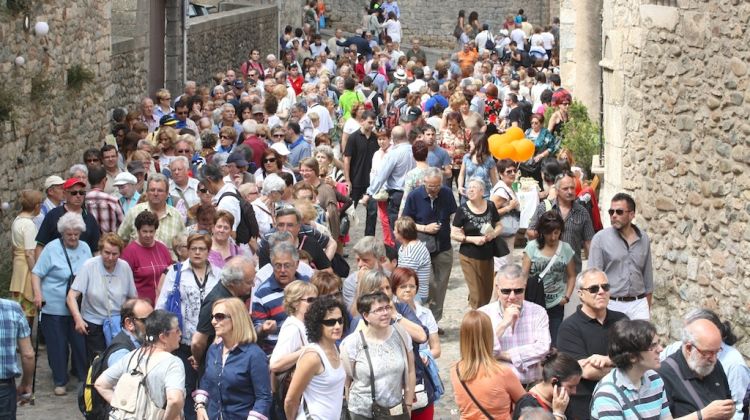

{"left": 241, "top": 135, "right": 268, "bottom": 169}
{"left": 288, "top": 75, "right": 304, "bottom": 95}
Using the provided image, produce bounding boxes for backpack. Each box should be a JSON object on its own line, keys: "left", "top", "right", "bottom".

{"left": 385, "top": 99, "right": 404, "bottom": 132}
{"left": 109, "top": 349, "right": 170, "bottom": 420}
{"left": 517, "top": 99, "right": 533, "bottom": 130}
{"left": 218, "top": 190, "right": 260, "bottom": 245}
{"left": 484, "top": 33, "right": 496, "bottom": 51}
{"left": 78, "top": 332, "right": 137, "bottom": 420}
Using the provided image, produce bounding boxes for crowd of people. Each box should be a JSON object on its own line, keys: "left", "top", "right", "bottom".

{"left": 1, "top": 3, "right": 749, "bottom": 420}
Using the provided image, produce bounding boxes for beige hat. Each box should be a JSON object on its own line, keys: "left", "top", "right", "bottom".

{"left": 44, "top": 175, "right": 65, "bottom": 191}
{"left": 270, "top": 142, "right": 290, "bottom": 156}
{"left": 113, "top": 172, "right": 137, "bottom": 186}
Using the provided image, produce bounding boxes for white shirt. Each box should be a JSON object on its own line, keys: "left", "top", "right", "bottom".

{"left": 475, "top": 31, "right": 493, "bottom": 54}
{"left": 212, "top": 183, "right": 241, "bottom": 230}
{"left": 530, "top": 34, "right": 544, "bottom": 49}
{"left": 407, "top": 79, "right": 427, "bottom": 93}
{"left": 307, "top": 104, "right": 333, "bottom": 134}
{"left": 382, "top": 19, "right": 402, "bottom": 43}
{"left": 169, "top": 177, "right": 200, "bottom": 208}
{"left": 251, "top": 197, "right": 275, "bottom": 237}
{"left": 510, "top": 28, "right": 526, "bottom": 50}
{"left": 541, "top": 32, "right": 555, "bottom": 50}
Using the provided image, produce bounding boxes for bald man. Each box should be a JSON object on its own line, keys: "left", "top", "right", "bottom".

{"left": 658, "top": 318, "right": 735, "bottom": 419}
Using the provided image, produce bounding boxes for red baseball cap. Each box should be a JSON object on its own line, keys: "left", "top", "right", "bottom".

{"left": 63, "top": 178, "right": 86, "bottom": 190}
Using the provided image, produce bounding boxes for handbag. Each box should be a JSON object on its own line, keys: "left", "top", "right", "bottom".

{"left": 456, "top": 364, "right": 495, "bottom": 420}
{"left": 492, "top": 235, "right": 510, "bottom": 258}
{"left": 453, "top": 23, "right": 463, "bottom": 40}
{"left": 61, "top": 238, "right": 82, "bottom": 308}
{"left": 525, "top": 242, "right": 562, "bottom": 307}
{"left": 372, "top": 188, "right": 389, "bottom": 201}
{"left": 164, "top": 263, "right": 184, "bottom": 330}
{"left": 359, "top": 330, "right": 410, "bottom": 419}
{"left": 417, "top": 232, "right": 438, "bottom": 254}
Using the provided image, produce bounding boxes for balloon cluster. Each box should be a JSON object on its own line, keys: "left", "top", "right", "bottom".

{"left": 488, "top": 127, "right": 535, "bottom": 162}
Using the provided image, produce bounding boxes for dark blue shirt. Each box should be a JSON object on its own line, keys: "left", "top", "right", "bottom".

{"left": 426, "top": 146, "right": 451, "bottom": 169}
{"left": 199, "top": 341, "right": 272, "bottom": 419}
{"left": 35, "top": 205, "right": 101, "bottom": 254}
{"left": 402, "top": 185, "right": 457, "bottom": 253}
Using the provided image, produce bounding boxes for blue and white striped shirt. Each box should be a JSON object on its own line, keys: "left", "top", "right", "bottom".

{"left": 591, "top": 368, "right": 671, "bottom": 420}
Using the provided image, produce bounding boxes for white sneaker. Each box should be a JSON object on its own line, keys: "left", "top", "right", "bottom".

{"left": 54, "top": 386, "right": 66, "bottom": 396}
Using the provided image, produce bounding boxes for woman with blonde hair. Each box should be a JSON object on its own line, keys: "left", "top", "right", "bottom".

{"left": 195, "top": 297, "right": 272, "bottom": 419}
{"left": 156, "top": 126, "right": 178, "bottom": 171}
{"left": 10, "top": 189, "right": 44, "bottom": 323}
{"left": 274, "top": 84, "right": 293, "bottom": 120}
{"left": 154, "top": 88, "right": 174, "bottom": 120}
{"left": 451, "top": 310, "right": 525, "bottom": 419}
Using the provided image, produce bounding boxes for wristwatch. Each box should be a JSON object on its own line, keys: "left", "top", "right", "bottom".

{"left": 394, "top": 313, "right": 403, "bottom": 323}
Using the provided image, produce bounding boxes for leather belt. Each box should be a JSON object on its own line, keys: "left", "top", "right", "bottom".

{"left": 611, "top": 293, "right": 646, "bottom": 302}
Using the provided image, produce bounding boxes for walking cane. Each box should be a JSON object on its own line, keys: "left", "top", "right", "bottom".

{"left": 30, "top": 308, "right": 41, "bottom": 405}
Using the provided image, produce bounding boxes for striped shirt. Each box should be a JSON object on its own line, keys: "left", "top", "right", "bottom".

{"left": 591, "top": 369, "right": 671, "bottom": 420}
{"left": 251, "top": 273, "right": 310, "bottom": 354}
{"left": 397, "top": 240, "right": 432, "bottom": 303}
{"left": 86, "top": 188, "right": 124, "bottom": 233}
{"left": 0, "top": 299, "right": 31, "bottom": 379}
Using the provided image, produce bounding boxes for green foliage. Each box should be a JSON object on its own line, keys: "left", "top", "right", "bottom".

{"left": 67, "top": 64, "right": 95, "bottom": 91}
{"left": 559, "top": 100, "right": 602, "bottom": 177}
{"left": 30, "top": 72, "right": 54, "bottom": 104}
{"left": 0, "top": 86, "right": 12, "bottom": 121}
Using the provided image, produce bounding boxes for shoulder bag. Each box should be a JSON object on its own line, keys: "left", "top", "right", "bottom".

{"left": 524, "top": 241, "right": 562, "bottom": 307}
{"left": 663, "top": 357, "right": 705, "bottom": 410}
{"left": 61, "top": 238, "right": 82, "bottom": 308}
{"left": 456, "top": 364, "right": 494, "bottom": 420}
{"left": 164, "top": 263, "right": 184, "bottom": 330}
{"left": 359, "top": 330, "right": 410, "bottom": 419}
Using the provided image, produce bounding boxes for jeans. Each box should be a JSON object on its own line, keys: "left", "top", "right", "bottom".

{"left": 84, "top": 322, "right": 106, "bottom": 366}
{"left": 40, "top": 313, "right": 87, "bottom": 386}
{"left": 547, "top": 304, "right": 565, "bottom": 345}
{"left": 0, "top": 379, "right": 16, "bottom": 420}
{"left": 386, "top": 190, "right": 403, "bottom": 247}
{"left": 176, "top": 344, "right": 197, "bottom": 420}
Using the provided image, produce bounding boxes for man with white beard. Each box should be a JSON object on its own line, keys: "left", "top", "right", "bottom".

{"left": 658, "top": 318, "right": 736, "bottom": 419}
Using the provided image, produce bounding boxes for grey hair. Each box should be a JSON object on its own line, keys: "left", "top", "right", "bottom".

{"left": 681, "top": 308, "right": 723, "bottom": 345}
{"left": 262, "top": 174, "right": 286, "bottom": 196}
{"left": 467, "top": 176, "right": 486, "bottom": 192}
{"left": 313, "top": 145, "right": 334, "bottom": 161}
{"left": 276, "top": 206, "right": 302, "bottom": 223}
{"left": 267, "top": 231, "right": 294, "bottom": 249}
{"left": 220, "top": 255, "right": 257, "bottom": 287}
{"left": 352, "top": 236, "right": 385, "bottom": 259}
{"left": 495, "top": 264, "right": 524, "bottom": 283}
{"left": 576, "top": 267, "right": 607, "bottom": 289}
{"left": 147, "top": 173, "right": 169, "bottom": 190}
{"left": 169, "top": 155, "right": 190, "bottom": 169}
{"left": 422, "top": 167, "right": 442, "bottom": 181}
{"left": 222, "top": 103, "right": 235, "bottom": 112}
{"left": 57, "top": 212, "right": 86, "bottom": 234}
{"left": 270, "top": 241, "right": 299, "bottom": 262}
{"left": 213, "top": 85, "right": 226, "bottom": 94}
{"left": 137, "top": 139, "right": 152, "bottom": 150}
{"left": 212, "top": 152, "right": 229, "bottom": 167}
{"left": 68, "top": 164, "right": 88, "bottom": 178}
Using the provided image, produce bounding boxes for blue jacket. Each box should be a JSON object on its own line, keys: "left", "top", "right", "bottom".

{"left": 200, "top": 341, "right": 272, "bottom": 419}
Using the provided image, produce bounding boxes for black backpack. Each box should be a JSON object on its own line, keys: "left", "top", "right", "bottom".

{"left": 78, "top": 333, "right": 135, "bottom": 420}
{"left": 218, "top": 190, "right": 260, "bottom": 245}
{"left": 485, "top": 34, "right": 496, "bottom": 51}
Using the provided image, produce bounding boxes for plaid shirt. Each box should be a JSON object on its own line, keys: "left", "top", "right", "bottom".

{"left": 85, "top": 188, "right": 124, "bottom": 233}
{"left": 118, "top": 202, "right": 185, "bottom": 248}
{"left": 0, "top": 299, "right": 31, "bottom": 379}
{"left": 479, "top": 300, "right": 551, "bottom": 384}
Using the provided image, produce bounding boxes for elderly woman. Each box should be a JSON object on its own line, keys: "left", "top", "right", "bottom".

{"left": 252, "top": 173, "right": 287, "bottom": 237}
{"left": 31, "top": 212, "right": 92, "bottom": 396}
{"left": 208, "top": 211, "right": 252, "bottom": 269}
{"left": 393, "top": 217, "right": 432, "bottom": 304}
{"left": 314, "top": 144, "right": 345, "bottom": 184}
{"left": 342, "top": 291, "right": 416, "bottom": 419}
{"left": 95, "top": 310, "right": 186, "bottom": 419}
{"left": 156, "top": 233, "right": 220, "bottom": 420}
{"left": 391, "top": 267, "right": 441, "bottom": 364}
{"left": 440, "top": 111, "right": 472, "bottom": 188}
{"left": 195, "top": 298, "right": 272, "bottom": 420}
{"left": 155, "top": 88, "right": 174, "bottom": 119}
{"left": 121, "top": 210, "right": 174, "bottom": 305}
{"left": 284, "top": 296, "right": 348, "bottom": 419}
{"left": 67, "top": 233, "right": 138, "bottom": 363}
{"left": 216, "top": 126, "right": 238, "bottom": 154}
{"left": 10, "top": 189, "right": 44, "bottom": 324}
{"left": 451, "top": 177, "right": 502, "bottom": 309}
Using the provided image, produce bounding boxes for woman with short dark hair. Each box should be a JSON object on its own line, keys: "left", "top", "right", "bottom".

{"left": 121, "top": 210, "right": 174, "bottom": 305}
{"left": 512, "top": 349, "right": 582, "bottom": 419}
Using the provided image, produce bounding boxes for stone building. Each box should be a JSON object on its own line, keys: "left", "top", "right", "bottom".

{"left": 562, "top": 0, "right": 750, "bottom": 356}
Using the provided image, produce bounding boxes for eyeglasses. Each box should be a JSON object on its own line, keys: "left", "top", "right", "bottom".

{"left": 504, "top": 169, "right": 517, "bottom": 175}
{"left": 561, "top": 102, "right": 571, "bottom": 106}
{"left": 212, "top": 312, "right": 231, "bottom": 322}
{"left": 608, "top": 208, "right": 632, "bottom": 216}
{"left": 85, "top": 159, "right": 100, "bottom": 163}
{"left": 689, "top": 342, "right": 722, "bottom": 358}
{"left": 298, "top": 297, "right": 317, "bottom": 304}
{"left": 68, "top": 190, "right": 86, "bottom": 196}
{"left": 321, "top": 317, "right": 344, "bottom": 327}
{"left": 368, "top": 305, "right": 392, "bottom": 315}
{"left": 263, "top": 158, "right": 277, "bottom": 163}
{"left": 198, "top": 188, "right": 209, "bottom": 194}
{"left": 176, "top": 149, "right": 192, "bottom": 154}
{"left": 499, "top": 288, "right": 525, "bottom": 295}
{"left": 580, "top": 283, "right": 611, "bottom": 294}
{"left": 273, "top": 262, "right": 295, "bottom": 270}
{"left": 189, "top": 246, "right": 208, "bottom": 252}
{"left": 272, "top": 134, "right": 285, "bottom": 138}
{"left": 220, "top": 135, "right": 232, "bottom": 140}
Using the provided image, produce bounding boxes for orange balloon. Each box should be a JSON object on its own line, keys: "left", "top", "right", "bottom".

{"left": 488, "top": 134, "right": 504, "bottom": 158}
{"left": 506, "top": 126, "right": 525, "bottom": 141}
{"left": 496, "top": 143, "right": 516, "bottom": 160}
{"left": 512, "top": 139, "right": 536, "bottom": 162}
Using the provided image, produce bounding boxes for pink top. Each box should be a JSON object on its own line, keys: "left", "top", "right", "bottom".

{"left": 121, "top": 241, "right": 173, "bottom": 305}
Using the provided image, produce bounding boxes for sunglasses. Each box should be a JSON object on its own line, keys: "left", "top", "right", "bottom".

{"left": 212, "top": 312, "right": 231, "bottom": 322}
{"left": 220, "top": 135, "right": 232, "bottom": 140}
{"left": 85, "top": 159, "right": 100, "bottom": 163}
{"left": 608, "top": 209, "right": 631, "bottom": 216}
{"left": 68, "top": 190, "right": 86, "bottom": 196}
{"left": 263, "top": 158, "right": 277, "bottom": 163}
{"left": 298, "top": 297, "right": 317, "bottom": 304}
{"left": 198, "top": 188, "right": 208, "bottom": 194}
{"left": 581, "top": 283, "right": 611, "bottom": 294}
{"left": 504, "top": 169, "right": 517, "bottom": 175}
{"left": 176, "top": 149, "right": 192, "bottom": 154}
{"left": 321, "top": 317, "right": 344, "bottom": 327}
{"left": 561, "top": 102, "right": 571, "bottom": 106}
{"left": 272, "top": 134, "right": 285, "bottom": 138}
{"left": 499, "top": 288, "right": 525, "bottom": 295}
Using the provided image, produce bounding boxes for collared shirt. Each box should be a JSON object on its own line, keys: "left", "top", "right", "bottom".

{"left": 36, "top": 205, "right": 101, "bottom": 254}
{"left": 140, "top": 113, "right": 159, "bottom": 133}
{"left": 200, "top": 342, "right": 272, "bottom": 419}
{"left": 107, "top": 329, "right": 141, "bottom": 367}
{"left": 287, "top": 135, "right": 312, "bottom": 168}
{"left": 213, "top": 183, "right": 241, "bottom": 231}
{"left": 366, "top": 142, "right": 416, "bottom": 195}
{"left": 119, "top": 192, "right": 141, "bottom": 215}
{"left": 71, "top": 256, "right": 137, "bottom": 325}
{"left": 658, "top": 350, "right": 733, "bottom": 417}
{"left": 426, "top": 146, "right": 452, "bottom": 171}
{"left": 589, "top": 226, "right": 654, "bottom": 297}
{"left": 0, "top": 299, "right": 31, "bottom": 379}
{"left": 591, "top": 368, "right": 671, "bottom": 420}
{"left": 557, "top": 305, "right": 628, "bottom": 419}
{"left": 118, "top": 203, "right": 185, "bottom": 249}
{"left": 478, "top": 300, "right": 551, "bottom": 384}
{"left": 529, "top": 199, "right": 595, "bottom": 272}
{"left": 32, "top": 239, "right": 92, "bottom": 316}
{"left": 33, "top": 197, "right": 61, "bottom": 230}
{"left": 402, "top": 185, "right": 457, "bottom": 254}
{"left": 212, "top": 121, "right": 244, "bottom": 143}
{"left": 86, "top": 188, "right": 125, "bottom": 234}
{"left": 169, "top": 177, "right": 200, "bottom": 209}
{"left": 104, "top": 170, "right": 121, "bottom": 195}
{"left": 251, "top": 273, "right": 310, "bottom": 354}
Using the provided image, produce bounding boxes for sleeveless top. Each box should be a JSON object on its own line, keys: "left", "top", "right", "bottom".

{"left": 297, "top": 343, "right": 346, "bottom": 420}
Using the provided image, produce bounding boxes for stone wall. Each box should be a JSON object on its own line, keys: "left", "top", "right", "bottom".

{"left": 601, "top": 0, "right": 750, "bottom": 356}
{"left": 110, "top": 36, "right": 150, "bottom": 111}
{"left": 324, "top": 0, "right": 553, "bottom": 49}
{"left": 0, "top": 1, "right": 113, "bottom": 271}
{"left": 559, "top": 0, "right": 602, "bottom": 120}
{"left": 186, "top": 5, "right": 278, "bottom": 86}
